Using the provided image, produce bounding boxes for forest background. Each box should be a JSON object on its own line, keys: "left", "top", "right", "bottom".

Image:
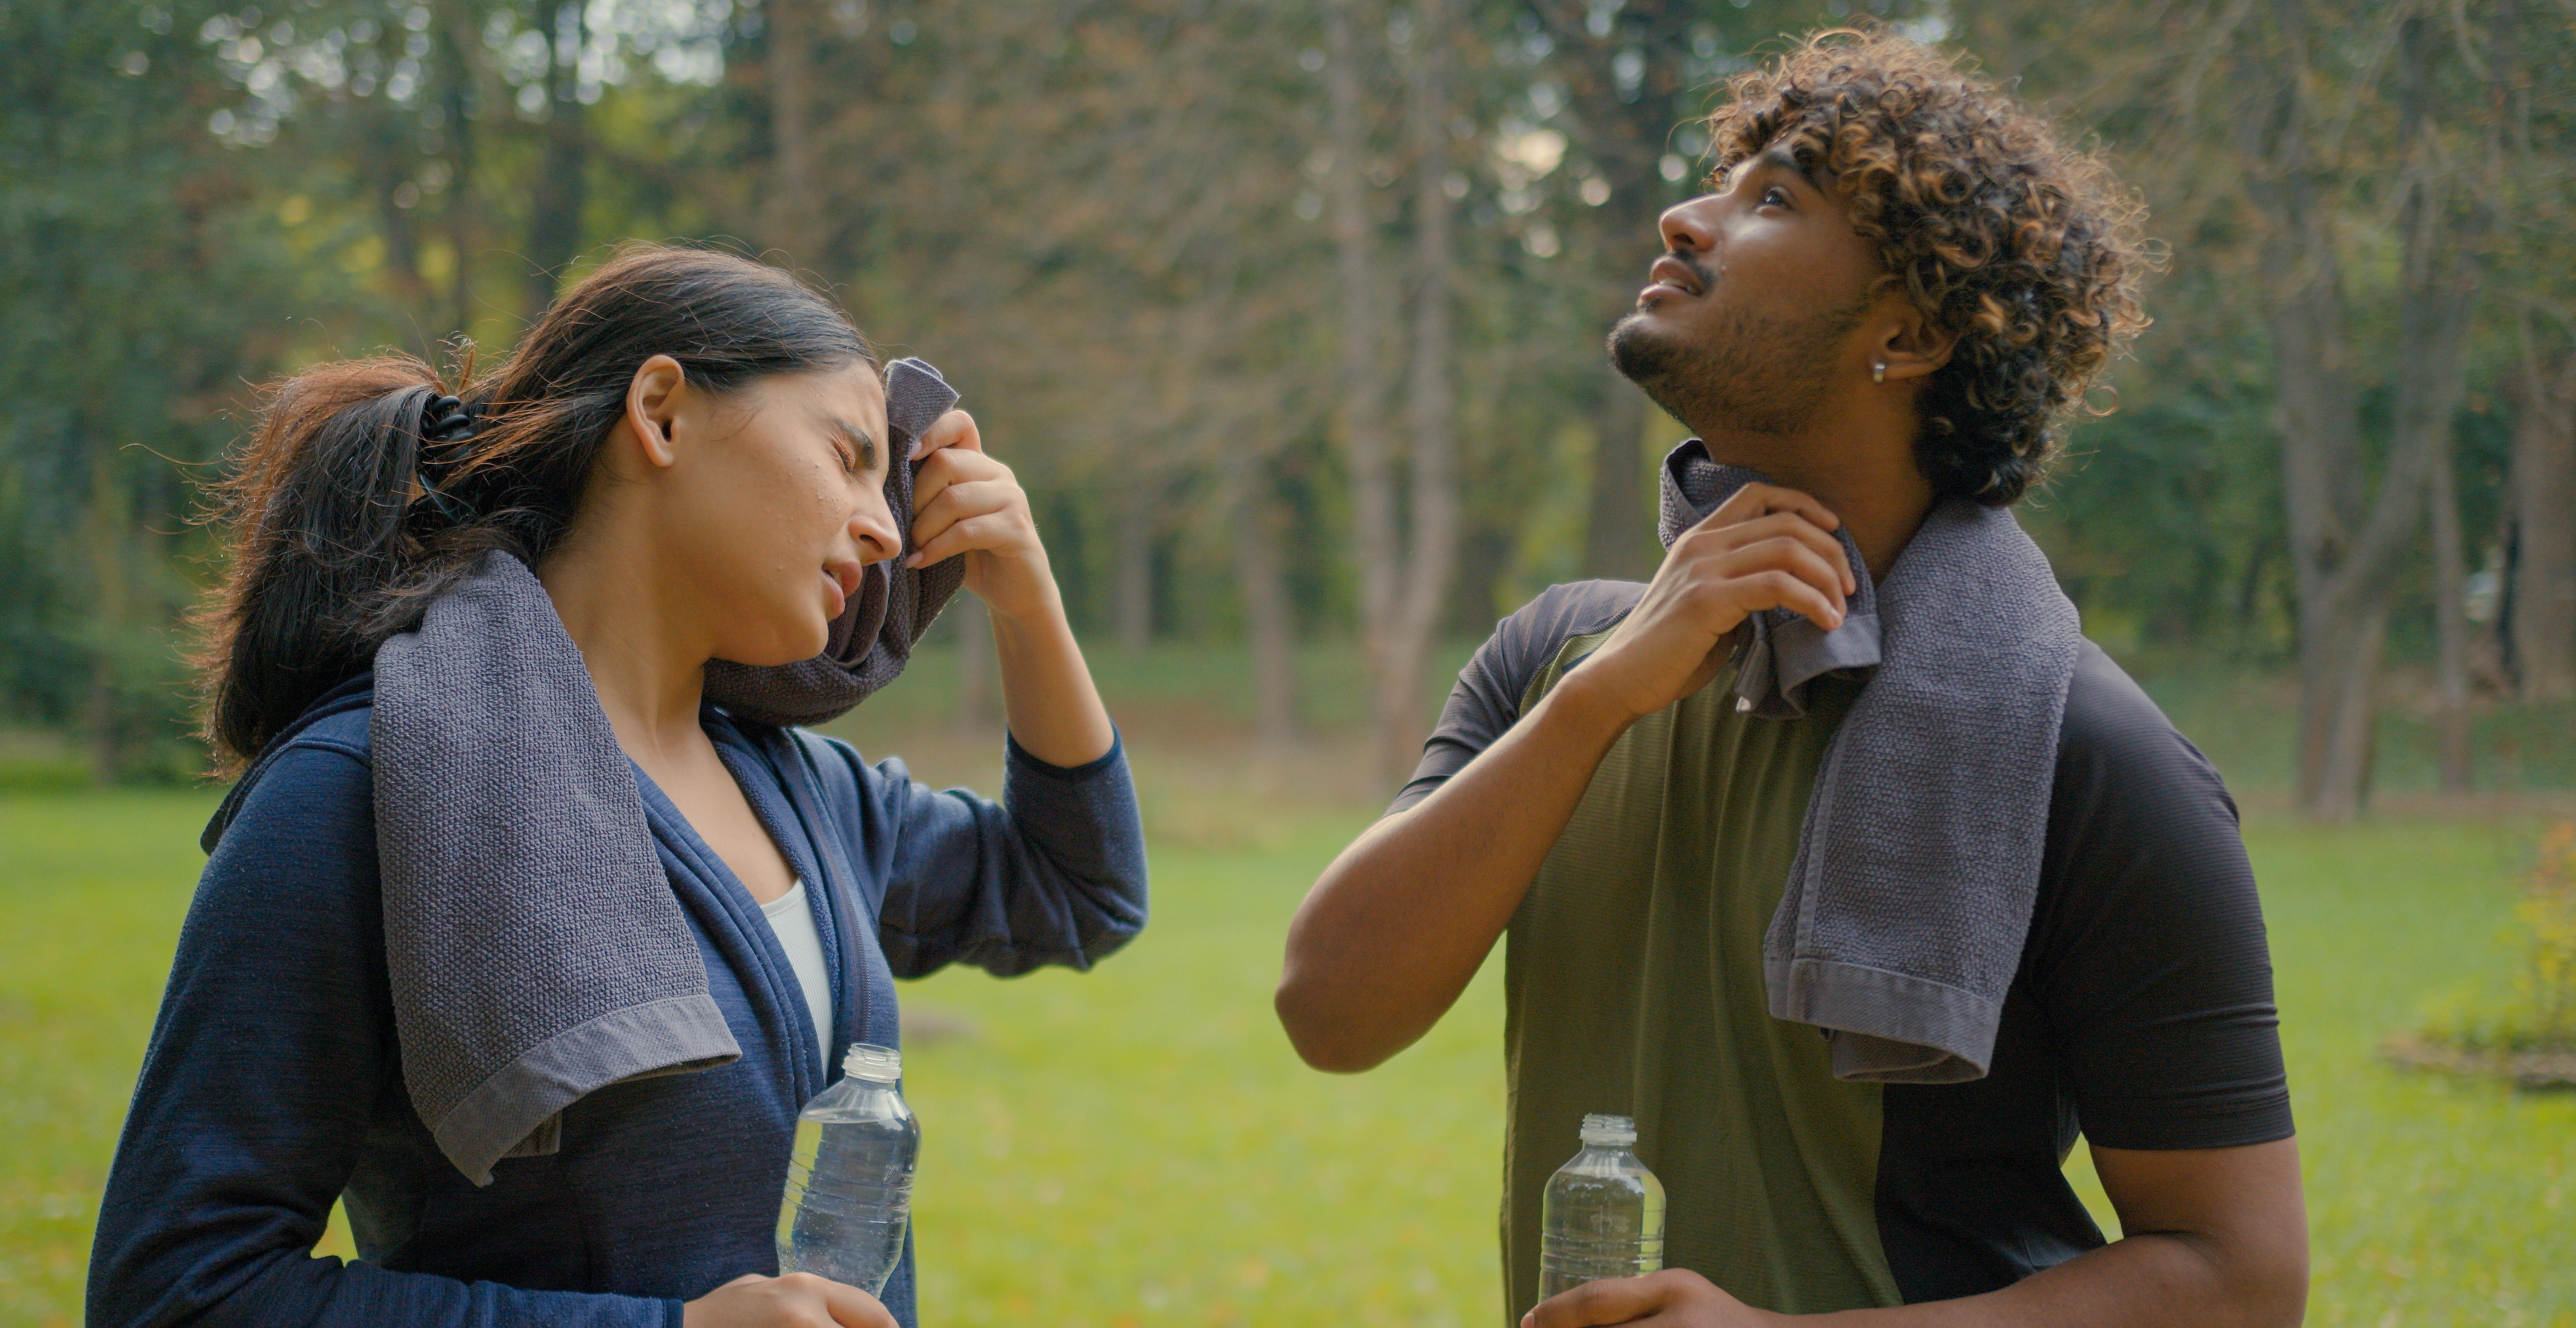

{"left": 9, "top": 3, "right": 2576, "bottom": 1325}
{"left": 5, "top": 0, "right": 2576, "bottom": 813}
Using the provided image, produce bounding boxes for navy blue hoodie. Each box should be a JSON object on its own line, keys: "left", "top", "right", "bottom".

{"left": 88, "top": 677, "right": 1148, "bottom": 1328}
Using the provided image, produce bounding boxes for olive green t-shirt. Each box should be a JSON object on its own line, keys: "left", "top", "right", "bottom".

{"left": 1491, "top": 624, "right": 1899, "bottom": 1317}
{"left": 1411, "top": 583, "right": 2298, "bottom": 1320}
{"left": 1395, "top": 582, "right": 2296, "bottom": 1318}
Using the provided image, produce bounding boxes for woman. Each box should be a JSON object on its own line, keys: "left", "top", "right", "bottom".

{"left": 87, "top": 245, "right": 1147, "bottom": 1328}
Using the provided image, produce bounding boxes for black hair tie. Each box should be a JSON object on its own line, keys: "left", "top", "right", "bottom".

{"left": 414, "top": 392, "right": 482, "bottom": 525}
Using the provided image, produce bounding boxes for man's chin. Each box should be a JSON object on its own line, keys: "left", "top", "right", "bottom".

{"left": 1608, "top": 312, "right": 1684, "bottom": 388}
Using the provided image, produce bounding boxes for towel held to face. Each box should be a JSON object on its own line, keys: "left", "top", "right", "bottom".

{"left": 364, "top": 359, "right": 964, "bottom": 1184}
{"left": 1656, "top": 439, "right": 2082, "bottom": 1084}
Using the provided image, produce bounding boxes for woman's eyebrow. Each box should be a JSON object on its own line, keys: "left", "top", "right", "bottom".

{"left": 826, "top": 417, "right": 878, "bottom": 470}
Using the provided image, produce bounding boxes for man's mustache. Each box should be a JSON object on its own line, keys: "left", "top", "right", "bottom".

{"left": 1655, "top": 251, "right": 1717, "bottom": 293}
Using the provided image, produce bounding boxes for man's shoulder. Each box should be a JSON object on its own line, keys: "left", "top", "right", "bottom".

{"left": 2032, "top": 640, "right": 2252, "bottom": 936}
{"left": 1476, "top": 579, "right": 1648, "bottom": 692}
{"left": 2051, "top": 640, "right": 2228, "bottom": 802}
{"left": 1501, "top": 579, "right": 1649, "bottom": 644}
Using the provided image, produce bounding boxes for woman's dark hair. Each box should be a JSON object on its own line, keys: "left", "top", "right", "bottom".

{"left": 195, "top": 243, "right": 874, "bottom": 774}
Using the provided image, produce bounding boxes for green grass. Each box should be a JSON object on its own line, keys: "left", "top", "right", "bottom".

{"left": 4, "top": 790, "right": 2573, "bottom": 1326}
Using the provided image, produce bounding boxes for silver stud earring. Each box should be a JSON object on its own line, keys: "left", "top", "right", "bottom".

{"left": 1872, "top": 361, "right": 1887, "bottom": 385}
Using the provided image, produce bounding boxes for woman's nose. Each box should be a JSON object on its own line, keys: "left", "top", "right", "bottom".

{"left": 849, "top": 492, "right": 904, "bottom": 566}
{"left": 1659, "top": 198, "right": 1717, "bottom": 256}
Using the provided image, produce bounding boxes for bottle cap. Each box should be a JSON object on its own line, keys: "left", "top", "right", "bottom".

{"left": 1579, "top": 1113, "right": 1638, "bottom": 1147}
{"left": 842, "top": 1043, "right": 902, "bottom": 1082}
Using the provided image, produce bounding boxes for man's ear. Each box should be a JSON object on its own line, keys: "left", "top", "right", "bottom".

{"left": 621, "top": 354, "right": 689, "bottom": 470}
{"left": 1869, "top": 299, "right": 1957, "bottom": 386}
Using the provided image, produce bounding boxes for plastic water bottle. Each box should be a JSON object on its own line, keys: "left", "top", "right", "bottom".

{"left": 1537, "top": 1113, "right": 1667, "bottom": 1304}
{"left": 776, "top": 1044, "right": 919, "bottom": 1294}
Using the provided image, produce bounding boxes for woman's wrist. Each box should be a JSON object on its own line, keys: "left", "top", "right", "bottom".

{"left": 981, "top": 572, "right": 1069, "bottom": 635}
{"left": 983, "top": 590, "right": 1115, "bottom": 768}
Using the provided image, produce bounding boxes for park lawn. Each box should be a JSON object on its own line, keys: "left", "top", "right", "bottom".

{"left": 1, "top": 790, "right": 2571, "bottom": 1327}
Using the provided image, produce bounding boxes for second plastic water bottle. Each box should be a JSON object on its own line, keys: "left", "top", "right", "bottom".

{"left": 1537, "top": 1113, "right": 1667, "bottom": 1304}
{"left": 775, "top": 1043, "right": 919, "bottom": 1295}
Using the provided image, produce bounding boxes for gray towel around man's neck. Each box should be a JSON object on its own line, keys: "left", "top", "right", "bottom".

{"left": 1657, "top": 439, "right": 2082, "bottom": 1083}
{"left": 371, "top": 359, "right": 964, "bottom": 1184}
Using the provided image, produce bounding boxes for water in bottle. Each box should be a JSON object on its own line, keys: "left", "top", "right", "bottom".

{"left": 776, "top": 1043, "right": 919, "bottom": 1295}
{"left": 1537, "top": 1113, "right": 1666, "bottom": 1304}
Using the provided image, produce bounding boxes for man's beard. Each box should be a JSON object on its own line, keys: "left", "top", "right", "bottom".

{"left": 1608, "top": 278, "right": 1868, "bottom": 436}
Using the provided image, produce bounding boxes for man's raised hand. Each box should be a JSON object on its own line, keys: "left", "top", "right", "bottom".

{"left": 1563, "top": 483, "right": 1854, "bottom": 725}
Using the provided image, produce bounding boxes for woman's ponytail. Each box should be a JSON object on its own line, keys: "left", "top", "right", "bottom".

{"left": 194, "top": 243, "right": 875, "bottom": 774}
{"left": 194, "top": 357, "right": 467, "bottom": 772}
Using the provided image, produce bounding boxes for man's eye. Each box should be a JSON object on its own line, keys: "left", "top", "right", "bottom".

{"left": 1762, "top": 187, "right": 1790, "bottom": 208}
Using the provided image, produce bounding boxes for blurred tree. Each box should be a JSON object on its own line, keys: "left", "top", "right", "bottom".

{"left": 12, "top": 0, "right": 2576, "bottom": 802}
{"left": 0, "top": 0, "right": 316, "bottom": 779}
{"left": 2509, "top": 342, "right": 2576, "bottom": 699}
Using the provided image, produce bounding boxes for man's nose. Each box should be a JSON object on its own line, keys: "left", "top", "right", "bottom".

{"left": 1659, "top": 198, "right": 1717, "bottom": 256}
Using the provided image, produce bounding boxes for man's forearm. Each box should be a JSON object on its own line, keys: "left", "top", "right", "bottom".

{"left": 1805, "top": 1228, "right": 2304, "bottom": 1328}
{"left": 1276, "top": 673, "right": 1641, "bottom": 1071}
{"left": 1538, "top": 1140, "right": 2308, "bottom": 1328}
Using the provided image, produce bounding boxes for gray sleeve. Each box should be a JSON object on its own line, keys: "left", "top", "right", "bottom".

{"left": 1387, "top": 580, "right": 1647, "bottom": 815}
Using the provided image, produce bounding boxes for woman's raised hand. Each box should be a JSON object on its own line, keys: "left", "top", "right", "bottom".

{"left": 901, "top": 408, "right": 1115, "bottom": 768}
{"left": 683, "top": 1272, "right": 898, "bottom": 1328}
{"left": 903, "top": 410, "right": 1062, "bottom": 624}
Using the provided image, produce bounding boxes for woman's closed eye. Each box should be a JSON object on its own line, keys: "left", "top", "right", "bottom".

{"left": 826, "top": 419, "right": 879, "bottom": 479}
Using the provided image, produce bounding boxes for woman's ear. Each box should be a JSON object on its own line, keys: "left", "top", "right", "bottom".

{"left": 622, "top": 354, "right": 689, "bottom": 469}
{"left": 1870, "top": 301, "right": 1957, "bottom": 386}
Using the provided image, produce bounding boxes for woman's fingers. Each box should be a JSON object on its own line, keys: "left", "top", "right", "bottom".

{"left": 909, "top": 408, "right": 981, "bottom": 461}
{"left": 907, "top": 512, "right": 1020, "bottom": 570}
{"left": 906, "top": 445, "right": 1007, "bottom": 517}
{"left": 910, "top": 475, "right": 1014, "bottom": 542}
{"left": 682, "top": 1272, "right": 893, "bottom": 1328}
{"left": 908, "top": 478, "right": 1026, "bottom": 565}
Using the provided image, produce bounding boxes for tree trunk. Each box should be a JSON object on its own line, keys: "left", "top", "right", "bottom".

{"left": 2388, "top": 11, "right": 2484, "bottom": 795}
{"left": 1231, "top": 471, "right": 1301, "bottom": 749}
{"left": 523, "top": 1, "right": 589, "bottom": 318}
{"left": 434, "top": 0, "right": 487, "bottom": 344}
{"left": 368, "top": 103, "right": 431, "bottom": 323}
{"left": 1113, "top": 475, "right": 1155, "bottom": 653}
{"left": 2239, "top": 1, "right": 2450, "bottom": 818}
{"left": 1379, "top": 0, "right": 1461, "bottom": 786}
{"left": 1582, "top": 364, "right": 1653, "bottom": 580}
{"left": 2428, "top": 426, "right": 2473, "bottom": 791}
{"left": 2296, "top": 599, "right": 2386, "bottom": 818}
{"left": 2269, "top": 266, "right": 2417, "bottom": 818}
{"left": 2509, "top": 347, "right": 2576, "bottom": 701}
{"left": 1322, "top": 0, "right": 1400, "bottom": 779}
{"left": 81, "top": 440, "right": 129, "bottom": 785}
{"left": 765, "top": 0, "right": 825, "bottom": 267}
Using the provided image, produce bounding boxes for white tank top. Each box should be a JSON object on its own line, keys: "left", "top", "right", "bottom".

{"left": 757, "top": 881, "right": 835, "bottom": 1074}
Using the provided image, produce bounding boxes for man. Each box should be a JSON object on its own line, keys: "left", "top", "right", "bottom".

{"left": 1275, "top": 31, "right": 2306, "bottom": 1328}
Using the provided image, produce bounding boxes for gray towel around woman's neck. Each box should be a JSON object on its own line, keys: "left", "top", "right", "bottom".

{"left": 371, "top": 359, "right": 964, "bottom": 1184}
{"left": 1657, "top": 440, "right": 2082, "bottom": 1083}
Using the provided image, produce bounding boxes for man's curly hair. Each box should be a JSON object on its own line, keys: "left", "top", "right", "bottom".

{"left": 1704, "top": 31, "right": 2150, "bottom": 505}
